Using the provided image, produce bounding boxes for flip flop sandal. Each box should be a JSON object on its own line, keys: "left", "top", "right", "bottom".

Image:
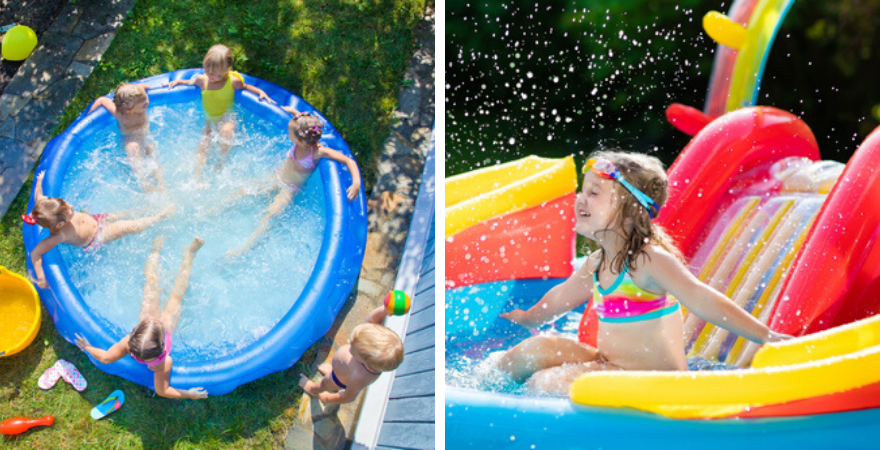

{"left": 57, "top": 359, "right": 87, "bottom": 392}
{"left": 91, "top": 390, "right": 124, "bottom": 420}
{"left": 37, "top": 361, "right": 63, "bottom": 390}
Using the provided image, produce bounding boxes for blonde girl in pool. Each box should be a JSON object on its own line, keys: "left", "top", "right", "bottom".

{"left": 75, "top": 236, "right": 208, "bottom": 399}
{"left": 165, "top": 44, "right": 275, "bottom": 181}
{"left": 497, "top": 150, "right": 791, "bottom": 395}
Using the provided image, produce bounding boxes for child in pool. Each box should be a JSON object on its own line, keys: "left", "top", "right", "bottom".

{"left": 225, "top": 106, "right": 361, "bottom": 256}
{"left": 299, "top": 306, "right": 404, "bottom": 405}
{"left": 497, "top": 150, "right": 792, "bottom": 395}
{"left": 88, "top": 82, "right": 165, "bottom": 191}
{"left": 75, "top": 236, "right": 208, "bottom": 399}
{"left": 26, "top": 171, "right": 175, "bottom": 289}
{"left": 165, "top": 44, "right": 275, "bottom": 181}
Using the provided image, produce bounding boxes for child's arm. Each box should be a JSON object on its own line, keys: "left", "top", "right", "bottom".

{"left": 648, "top": 249, "right": 791, "bottom": 343}
{"left": 500, "top": 256, "right": 594, "bottom": 328}
{"left": 89, "top": 96, "right": 118, "bottom": 115}
{"left": 153, "top": 358, "right": 208, "bottom": 399}
{"left": 318, "top": 148, "right": 362, "bottom": 201}
{"left": 281, "top": 105, "right": 302, "bottom": 116}
{"left": 75, "top": 334, "right": 129, "bottom": 365}
{"left": 30, "top": 235, "right": 64, "bottom": 289}
{"left": 164, "top": 76, "right": 201, "bottom": 89}
{"left": 231, "top": 76, "right": 276, "bottom": 104}
{"left": 366, "top": 306, "right": 389, "bottom": 324}
{"left": 33, "top": 170, "right": 47, "bottom": 202}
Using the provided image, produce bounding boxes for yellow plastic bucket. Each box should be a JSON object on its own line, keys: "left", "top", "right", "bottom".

{"left": 0, "top": 266, "right": 41, "bottom": 357}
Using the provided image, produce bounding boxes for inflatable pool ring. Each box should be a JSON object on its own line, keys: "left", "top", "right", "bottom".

{"left": 0, "top": 266, "right": 41, "bottom": 357}
{"left": 384, "top": 290, "right": 411, "bottom": 316}
{"left": 1, "top": 25, "right": 38, "bottom": 61}
{"left": 22, "top": 69, "right": 368, "bottom": 395}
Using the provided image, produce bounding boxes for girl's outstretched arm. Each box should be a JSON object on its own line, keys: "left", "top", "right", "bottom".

{"left": 648, "top": 249, "right": 791, "bottom": 344}
{"left": 153, "top": 357, "right": 208, "bottom": 399}
{"left": 33, "top": 170, "right": 47, "bottom": 202}
{"left": 30, "top": 236, "right": 64, "bottom": 289}
{"left": 89, "top": 96, "right": 117, "bottom": 114}
{"left": 318, "top": 148, "right": 362, "bottom": 201}
{"left": 76, "top": 334, "right": 130, "bottom": 365}
{"left": 500, "top": 255, "right": 594, "bottom": 328}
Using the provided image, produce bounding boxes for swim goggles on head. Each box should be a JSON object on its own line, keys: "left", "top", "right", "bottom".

{"left": 583, "top": 158, "right": 661, "bottom": 218}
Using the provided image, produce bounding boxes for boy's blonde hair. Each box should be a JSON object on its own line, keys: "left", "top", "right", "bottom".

{"left": 587, "top": 149, "right": 684, "bottom": 274}
{"left": 113, "top": 83, "right": 147, "bottom": 112}
{"left": 203, "top": 44, "right": 234, "bottom": 75}
{"left": 350, "top": 323, "right": 404, "bottom": 372}
{"left": 31, "top": 197, "right": 71, "bottom": 231}
{"left": 289, "top": 114, "right": 324, "bottom": 144}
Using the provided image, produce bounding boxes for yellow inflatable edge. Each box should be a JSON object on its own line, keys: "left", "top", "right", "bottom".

{"left": 752, "top": 313, "right": 880, "bottom": 368}
{"left": 445, "top": 155, "right": 577, "bottom": 238}
{"left": 569, "top": 343, "right": 880, "bottom": 419}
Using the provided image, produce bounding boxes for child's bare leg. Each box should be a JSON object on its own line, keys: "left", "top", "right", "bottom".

{"left": 318, "top": 363, "right": 332, "bottom": 376}
{"left": 216, "top": 119, "right": 235, "bottom": 171}
{"left": 194, "top": 127, "right": 212, "bottom": 183}
{"left": 101, "top": 205, "right": 176, "bottom": 244}
{"left": 139, "top": 236, "right": 166, "bottom": 320}
{"left": 299, "top": 373, "right": 339, "bottom": 396}
{"left": 496, "top": 335, "right": 602, "bottom": 383}
{"left": 526, "top": 360, "right": 620, "bottom": 396}
{"left": 227, "top": 188, "right": 296, "bottom": 256}
{"left": 160, "top": 237, "right": 204, "bottom": 331}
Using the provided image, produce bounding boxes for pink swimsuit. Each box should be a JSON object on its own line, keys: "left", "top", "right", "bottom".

{"left": 277, "top": 143, "right": 316, "bottom": 192}
{"left": 130, "top": 332, "right": 172, "bottom": 367}
{"left": 82, "top": 213, "right": 108, "bottom": 252}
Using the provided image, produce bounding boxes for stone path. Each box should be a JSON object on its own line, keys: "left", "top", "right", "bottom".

{"left": 0, "top": 0, "right": 137, "bottom": 217}
{"left": 283, "top": 7, "right": 435, "bottom": 450}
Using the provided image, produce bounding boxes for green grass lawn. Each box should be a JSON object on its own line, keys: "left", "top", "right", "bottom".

{"left": 0, "top": 0, "right": 428, "bottom": 447}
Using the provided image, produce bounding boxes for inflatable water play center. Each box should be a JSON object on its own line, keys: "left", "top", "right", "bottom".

{"left": 446, "top": 0, "right": 880, "bottom": 447}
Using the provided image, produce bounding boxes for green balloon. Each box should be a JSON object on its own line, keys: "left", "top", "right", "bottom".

{"left": 2, "top": 25, "right": 38, "bottom": 61}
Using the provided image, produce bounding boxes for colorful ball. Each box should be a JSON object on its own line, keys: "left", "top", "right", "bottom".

{"left": 2, "top": 25, "right": 38, "bottom": 61}
{"left": 384, "top": 290, "right": 411, "bottom": 316}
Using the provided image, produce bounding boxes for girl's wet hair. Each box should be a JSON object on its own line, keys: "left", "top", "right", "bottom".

{"left": 203, "top": 44, "right": 234, "bottom": 75}
{"left": 289, "top": 114, "right": 324, "bottom": 144}
{"left": 112, "top": 83, "right": 147, "bottom": 112}
{"left": 129, "top": 319, "right": 165, "bottom": 361}
{"left": 350, "top": 323, "right": 404, "bottom": 372}
{"left": 588, "top": 149, "right": 683, "bottom": 274}
{"left": 31, "top": 197, "right": 71, "bottom": 231}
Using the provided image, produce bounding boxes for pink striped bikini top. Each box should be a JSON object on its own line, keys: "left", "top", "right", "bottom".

{"left": 287, "top": 143, "right": 316, "bottom": 170}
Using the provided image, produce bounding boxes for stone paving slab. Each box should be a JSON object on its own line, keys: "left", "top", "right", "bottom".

{"left": 0, "top": 0, "right": 136, "bottom": 217}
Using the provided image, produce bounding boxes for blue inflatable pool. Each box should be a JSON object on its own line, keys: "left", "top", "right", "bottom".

{"left": 23, "top": 70, "right": 367, "bottom": 395}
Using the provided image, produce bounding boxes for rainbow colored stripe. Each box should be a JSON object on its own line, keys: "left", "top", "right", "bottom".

{"left": 593, "top": 270, "right": 679, "bottom": 323}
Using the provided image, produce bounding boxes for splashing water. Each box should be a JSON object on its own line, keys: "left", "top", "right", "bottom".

{"left": 59, "top": 102, "right": 325, "bottom": 363}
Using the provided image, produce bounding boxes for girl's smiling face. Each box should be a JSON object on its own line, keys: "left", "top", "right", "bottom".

{"left": 575, "top": 171, "right": 619, "bottom": 239}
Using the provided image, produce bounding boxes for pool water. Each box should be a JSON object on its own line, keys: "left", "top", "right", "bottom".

{"left": 59, "top": 101, "right": 325, "bottom": 363}
{"left": 446, "top": 309, "right": 738, "bottom": 396}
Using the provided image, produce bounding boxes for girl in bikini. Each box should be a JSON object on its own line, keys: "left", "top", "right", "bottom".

{"left": 497, "top": 150, "right": 792, "bottom": 395}
{"left": 75, "top": 236, "right": 208, "bottom": 399}
{"left": 165, "top": 44, "right": 275, "bottom": 182}
{"left": 226, "top": 106, "right": 362, "bottom": 257}
{"left": 26, "top": 171, "right": 175, "bottom": 289}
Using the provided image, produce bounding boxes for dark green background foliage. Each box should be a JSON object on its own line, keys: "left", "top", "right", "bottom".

{"left": 446, "top": 0, "right": 880, "bottom": 175}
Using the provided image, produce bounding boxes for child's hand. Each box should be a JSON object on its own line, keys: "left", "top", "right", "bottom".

{"left": 499, "top": 310, "right": 529, "bottom": 326}
{"left": 346, "top": 184, "right": 360, "bottom": 201}
{"left": 318, "top": 392, "right": 333, "bottom": 404}
{"left": 36, "top": 170, "right": 46, "bottom": 184}
{"left": 74, "top": 333, "right": 90, "bottom": 351}
{"left": 765, "top": 331, "right": 794, "bottom": 343}
{"left": 186, "top": 387, "right": 208, "bottom": 399}
{"left": 163, "top": 80, "right": 186, "bottom": 89}
{"left": 36, "top": 278, "right": 48, "bottom": 289}
{"left": 258, "top": 92, "right": 276, "bottom": 104}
